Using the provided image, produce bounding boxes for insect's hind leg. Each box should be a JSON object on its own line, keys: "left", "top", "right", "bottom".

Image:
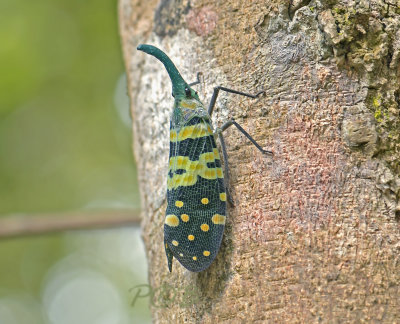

{"left": 216, "top": 119, "right": 273, "bottom": 206}
{"left": 220, "top": 119, "right": 273, "bottom": 155}
{"left": 210, "top": 85, "right": 272, "bottom": 204}
{"left": 217, "top": 131, "right": 235, "bottom": 207}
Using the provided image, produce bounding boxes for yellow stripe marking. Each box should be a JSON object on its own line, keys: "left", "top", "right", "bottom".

{"left": 170, "top": 123, "right": 212, "bottom": 142}
{"left": 206, "top": 169, "right": 217, "bottom": 178}
{"left": 167, "top": 149, "right": 224, "bottom": 189}
{"left": 170, "top": 130, "right": 177, "bottom": 141}
{"left": 213, "top": 148, "right": 220, "bottom": 159}
{"left": 202, "top": 152, "right": 215, "bottom": 162}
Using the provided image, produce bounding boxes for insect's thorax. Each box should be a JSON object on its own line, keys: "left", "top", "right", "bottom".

{"left": 171, "top": 97, "right": 209, "bottom": 130}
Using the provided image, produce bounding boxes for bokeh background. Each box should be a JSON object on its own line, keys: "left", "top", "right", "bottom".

{"left": 0, "top": 0, "right": 150, "bottom": 322}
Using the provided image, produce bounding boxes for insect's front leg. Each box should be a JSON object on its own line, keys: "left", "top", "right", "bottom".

{"left": 208, "top": 86, "right": 265, "bottom": 116}
{"left": 213, "top": 127, "right": 234, "bottom": 206}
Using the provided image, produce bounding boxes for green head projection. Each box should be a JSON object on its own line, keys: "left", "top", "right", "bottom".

{"left": 137, "top": 44, "right": 199, "bottom": 101}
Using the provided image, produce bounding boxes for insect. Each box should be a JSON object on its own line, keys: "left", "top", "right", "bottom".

{"left": 137, "top": 44, "right": 272, "bottom": 272}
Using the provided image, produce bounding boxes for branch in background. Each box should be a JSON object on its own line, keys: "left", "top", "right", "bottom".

{"left": 0, "top": 209, "right": 141, "bottom": 239}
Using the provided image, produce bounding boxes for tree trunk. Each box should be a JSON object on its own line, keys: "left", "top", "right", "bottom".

{"left": 119, "top": 0, "right": 400, "bottom": 322}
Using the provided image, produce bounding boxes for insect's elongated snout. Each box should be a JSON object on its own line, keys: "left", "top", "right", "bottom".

{"left": 137, "top": 44, "right": 188, "bottom": 99}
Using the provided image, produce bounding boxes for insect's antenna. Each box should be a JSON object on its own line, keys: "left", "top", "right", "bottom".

{"left": 137, "top": 44, "right": 188, "bottom": 98}
{"left": 188, "top": 72, "right": 203, "bottom": 87}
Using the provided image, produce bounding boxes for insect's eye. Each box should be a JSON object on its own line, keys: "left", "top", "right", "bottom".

{"left": 195, "top": 91, "right": 198, "bottom": 96}
{"left": 185, "top": 87, "right": 191, "bottom": 97}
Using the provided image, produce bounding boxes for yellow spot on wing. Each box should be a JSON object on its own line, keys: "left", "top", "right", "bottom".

{"left": 203, "top": 251, "right": 210, "bottom": 256}
{"left": 202, "top": 152, "right": 214, "bottom": 162}
{"left": 181, "top": 128, "right": 191, "bottom": 139}
{"left": 205, "top": 169, "right": 216, "bottom": 178}
{"left": 188, "top": 161, "right": 204, "bottom": 172}
{"left": 175, "top": 201, "right": 184, "bottom": 208}
{"left": 183, "top": 174, "right": 194, "bottom": 185}
{"left": 188, "top": 235, "right": 194, "bottom": 241}
{"left": 200, "top": 224, "right": 209, "bottom": 232}
{"left": 177, "top": 156, "right": 186, "bottom": 168}
{"left": 181, "top": 214, "right": 189, "bottom": 222}
{"left": 212, "top": 214, "right": 226, "bottom": 225}
{"left": 172, "top": 240, "right": 179, "bottom": 246}
{"left": 165, "top": 215, "right": 179, "bottom": 227}
{"left": 192, "top": 256, "right": 197, "bottom": 261}
{"left": 201, "top": 198, "right": 209, "bottom": 205}
{"left": 220, "top": 192, "right": 226, "bottom": 201}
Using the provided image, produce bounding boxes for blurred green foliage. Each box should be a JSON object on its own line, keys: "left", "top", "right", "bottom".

{"left": 0, "top": 0, "right": 148, "bottom": 322}
{"left": 0, "top": 0, "right": 139, "bottom": 213}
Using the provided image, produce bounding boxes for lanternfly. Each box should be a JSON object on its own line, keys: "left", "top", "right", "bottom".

{"left": 137, "top": 44, "right": 272, "bottom": 272}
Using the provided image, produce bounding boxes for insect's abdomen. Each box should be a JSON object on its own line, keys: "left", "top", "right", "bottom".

{"left": 164, "top": 116, "right": 227, "bottom": 272}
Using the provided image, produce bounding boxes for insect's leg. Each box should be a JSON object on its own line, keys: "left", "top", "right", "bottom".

{"left": 208, "top": 86, "right": 265, "bottom": 116}
{"left": 216, "top": 119, "right": 272, "bottom": 205}
{"left": 210, "top": 86, "right": 271, "bottom": 203}
{"left": 164, "top": 239, "right": 173, "bottom": 272}
{"left": 217, "top": 131, "right": 235, "bottom": 207}
{"left": 220, "top": 119, "right": 273, "bottom": 155}
{"left": 188, "top": 72, "right": 203, "bottom": 87}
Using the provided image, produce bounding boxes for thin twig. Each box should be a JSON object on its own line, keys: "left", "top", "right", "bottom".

{"left": 0, "top": 209, "right": 141, "bottom": 239}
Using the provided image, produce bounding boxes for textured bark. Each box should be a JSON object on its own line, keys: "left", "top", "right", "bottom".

{"left": 119, "top": 0, "right": 400, "bottom": 322}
